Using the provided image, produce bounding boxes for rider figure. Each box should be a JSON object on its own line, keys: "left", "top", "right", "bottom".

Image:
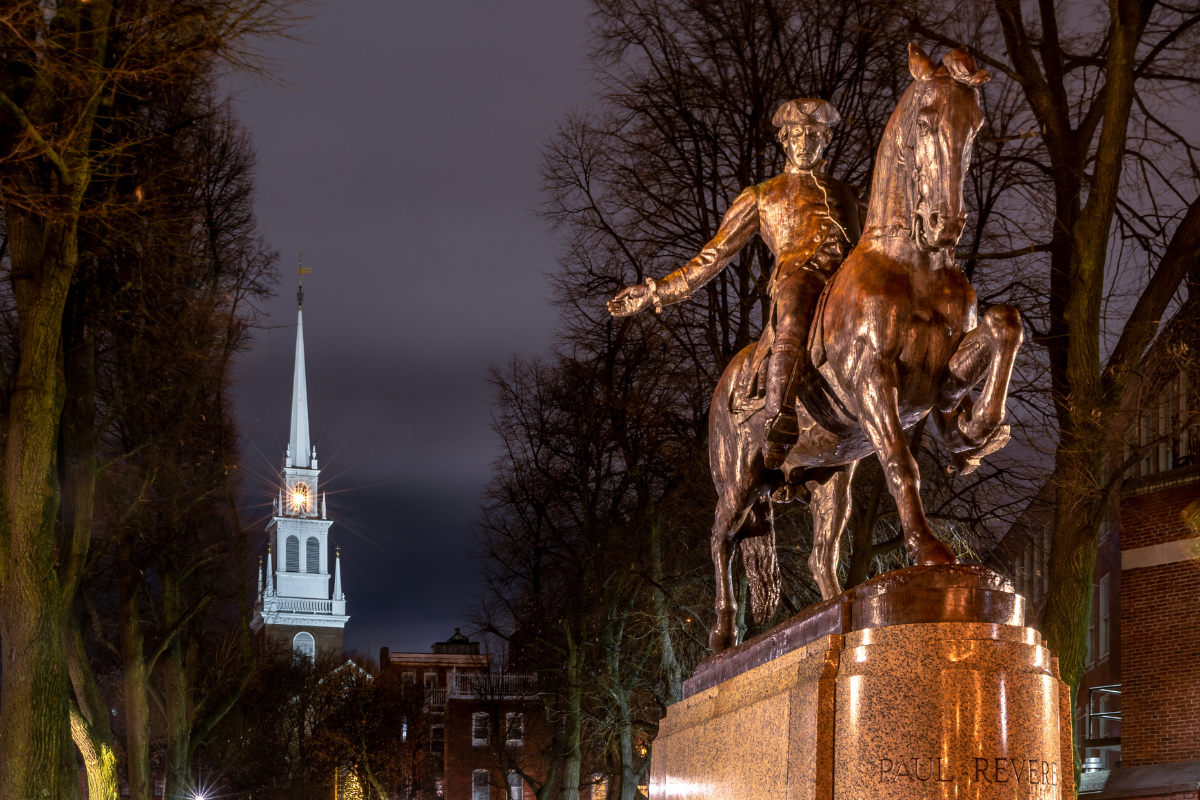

{"left": 608, "top": 99, "right": 862, "bottom": 469}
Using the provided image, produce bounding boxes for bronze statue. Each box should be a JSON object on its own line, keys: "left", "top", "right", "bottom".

{"left": 609, "top": 44, "right": 1022, "bottom": 653}
{"left": 609, "top": 98, "right": 861, "bottom": 470}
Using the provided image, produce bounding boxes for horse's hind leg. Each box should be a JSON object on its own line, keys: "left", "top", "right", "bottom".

{"left": 805, "top": 462, "right": 858, "bottom": 600}
{"left": 939, "top": 304, "right": 1023, "bottom": 472}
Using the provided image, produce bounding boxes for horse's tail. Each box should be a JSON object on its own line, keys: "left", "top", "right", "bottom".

{"left": 741, "top": 522, "right": 782, "bottom": 626}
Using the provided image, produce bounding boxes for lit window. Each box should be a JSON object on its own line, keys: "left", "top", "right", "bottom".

{"left": 506, "top": 712, "right": 524, "bottom": 746}
{"left": 1098, "top": 574, "right": 1110, "bottom": 659}
{"left": 401, "top": 718, "right": 407, "bottom": 743}
{"left": 508, "top": 773, "right": 524, "bottom": 800}
{"left": 472, "top": 770, "right": 489, "bottom": 800}
{"left": 291, "top": 481, "right": 309, "bottom": 512}
{"left": 592, "top": 775, "right": 608, "bottom": 800}
{"left": 293, "top": 631, "right": 315, "bottom": 664}
{"left": 472, "top": 712, "right": 489, "bottom": 746}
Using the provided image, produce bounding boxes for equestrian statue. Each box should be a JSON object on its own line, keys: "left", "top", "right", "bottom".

{"left": 608, "top": 44, "right": 1022, "bottom": 654}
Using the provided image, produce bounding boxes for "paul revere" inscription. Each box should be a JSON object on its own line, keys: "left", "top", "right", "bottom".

{"left": 865, "top": 756, "right": 1059, "bottom": 786}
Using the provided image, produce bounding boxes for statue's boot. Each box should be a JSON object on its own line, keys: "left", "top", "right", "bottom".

{"left": 762, "top": 343, "right": 801, "bottom": 469}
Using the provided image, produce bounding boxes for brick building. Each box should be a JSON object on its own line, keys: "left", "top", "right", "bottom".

{"left": 383, "top": 631, "right": 548, "bottom": 800}
{"left": 988, "top": 362, "right": 1200, "bottom": 793}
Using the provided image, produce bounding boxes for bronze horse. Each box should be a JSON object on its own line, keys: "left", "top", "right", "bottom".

{"left": 707, "top": 44, "right": 1022, "bottom": 653}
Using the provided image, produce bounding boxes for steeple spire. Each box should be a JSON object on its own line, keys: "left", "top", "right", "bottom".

{"left": 288, "top": 258, "right": 313, "bottom": 469}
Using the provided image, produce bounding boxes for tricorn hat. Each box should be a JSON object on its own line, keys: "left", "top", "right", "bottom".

{"left": 772, "top": 98, "right": 841, "bottom": 129}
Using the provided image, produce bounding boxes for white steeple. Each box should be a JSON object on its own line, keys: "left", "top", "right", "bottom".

{"left": 251, "top": 270, "right": 348, "bottom": 655}
{"left": 288, "top": 304, "right": 311, "bottom": 469}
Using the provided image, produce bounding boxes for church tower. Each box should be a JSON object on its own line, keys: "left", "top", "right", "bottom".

{"left": 252, "top": 281, "right": 349, "bottom": 660}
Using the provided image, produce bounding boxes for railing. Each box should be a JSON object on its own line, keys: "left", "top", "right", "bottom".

{"left": 449, "top": 673, "right": 537, "bottom": 699}
{"left": 424, "top": 687, "right": 447, "bottom": 710}
{"left": 275, "top": 598, "right": 333, "bottom": 614}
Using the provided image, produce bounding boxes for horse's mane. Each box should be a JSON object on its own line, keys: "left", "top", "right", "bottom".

{"left": 862, "top": 77, "right": 926, "bottom": 234}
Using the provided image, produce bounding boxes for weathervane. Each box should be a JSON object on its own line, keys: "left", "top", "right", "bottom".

{"left": 297, "top": 252, "right": 312, "bottom": 307}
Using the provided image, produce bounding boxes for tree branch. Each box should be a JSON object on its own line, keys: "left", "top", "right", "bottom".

{"left": 0, "top": 90, "right": 73, "bottom": 184}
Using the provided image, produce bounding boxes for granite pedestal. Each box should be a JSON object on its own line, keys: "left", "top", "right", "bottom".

{"left": 649, "top": 565, "right": 1073, "bottom": 800}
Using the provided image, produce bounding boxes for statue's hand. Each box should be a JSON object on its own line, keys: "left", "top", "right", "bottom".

{"left": 608, "top": 284, "right": 652, "bottom": 317}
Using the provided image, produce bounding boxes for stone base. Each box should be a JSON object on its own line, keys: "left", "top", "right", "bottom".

{"left": 649, "top": 566, "right": 1073, "bottom": 800}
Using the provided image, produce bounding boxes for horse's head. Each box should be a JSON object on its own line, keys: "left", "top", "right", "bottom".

{"left": 879, "top": 44, "right": 990, "bottom": 251}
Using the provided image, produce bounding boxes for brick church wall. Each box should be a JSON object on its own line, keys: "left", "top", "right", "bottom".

{"left": 264, "top": 623, "right": 343, "bottom": 658}
{"left": 1119, "top": 484, "right": 1200, "bottom": 767}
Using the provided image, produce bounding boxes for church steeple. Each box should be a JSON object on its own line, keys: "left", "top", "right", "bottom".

{"left": 252, "top": 265, "right": 348, "bottom": 659}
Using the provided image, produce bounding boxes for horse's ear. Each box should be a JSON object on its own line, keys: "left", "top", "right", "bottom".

{"left": 943, "top": 47, "right": 991, "bottom": 87}
{"left": 909, "top": 42, "right": 937, "bottom": 81}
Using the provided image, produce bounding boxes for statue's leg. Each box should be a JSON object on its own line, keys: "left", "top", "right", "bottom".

{"left": 805, "top": 461, "right": 859, "bottom": 599}
{"left": 941, "top": 304, "right": 1023, "bottom": 443}
{"left": 855, "top": 360, "right": 955, "bottom": 565}
{"left": 763, "top": 273, "right": 824, "bottom": 468}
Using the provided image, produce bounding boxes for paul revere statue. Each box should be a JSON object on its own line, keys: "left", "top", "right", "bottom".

{"left": 608, "top": 99, "right": 861, "bottom": 468}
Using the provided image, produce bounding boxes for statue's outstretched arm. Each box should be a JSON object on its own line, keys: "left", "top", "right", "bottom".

{"left": 609, "top": 187, "right": 760, "bottom": 317}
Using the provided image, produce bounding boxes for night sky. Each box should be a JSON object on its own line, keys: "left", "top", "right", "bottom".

{"left": 230, "top": 2, "right": 592, "bottom": 656}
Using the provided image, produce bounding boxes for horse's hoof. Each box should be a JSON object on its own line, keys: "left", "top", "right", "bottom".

{"left": 709, "top": 626, "right": 738, "bottom": 654}
{"left": 912, "top": 538, "right": 956, "bottom": 566}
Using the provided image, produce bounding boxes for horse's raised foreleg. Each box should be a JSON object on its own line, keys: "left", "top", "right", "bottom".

{"left": 856, "top": 361, "right": 956, "bottom": 565}
{"left": 805, "top": 462, "right": 858, "bottom": 599}
{"left": 939, "top": 304, "right": 1023, "bottom": 474}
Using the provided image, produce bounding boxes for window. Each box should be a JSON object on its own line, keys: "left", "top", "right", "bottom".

{"left": 472, "top": 770, "right": 489, "bottom": 800}
{"left": 425, "top": 672, "right": 439, "bottom": 689}
{"left": 1098, "top": 573, "right": 1111, "bottom": 659}
{"left": 285, "top": 534, "right": 300, "bottom": 572}
{"left": 402, "top": 671, "right": 416, "bottom": 685}
{"left": 506, "top": 712, "right": 524, "bottom": 746}
{"left": 435, "top": 780, "right": 443, "bottom": 798}
{"left": 1086, "top": 583, "right": 1096, "bottom": 667}
{"left": 401, "top": 718, "right": 407, "bottom": 743}
{"left": 306, "top": 536, "right": 320, "bottom": 573}
{"left": 430, "top": 724, "right": 444, "bottom": 755}
{"left": 472, "top": 712, "right": 490, "bottom": 746}
{"left": 508, "top": 773, "right": 524, "bottom": 800}
{"left": 293, "top": 631, "right": 315, "bottom": 664}
{"left": 592, "top": 775, "right": 608, "bottom": 800}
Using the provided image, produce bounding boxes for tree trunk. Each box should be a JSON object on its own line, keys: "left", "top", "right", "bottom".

{"left": 649, "top": 521, "right": 681, "bottom": 705}
{"left": 0, "top": 207, "right": 78, "bottom": 800}
{"left": 120, "top": 573, "right": 152, "bottom": 800}
{"left": 67, "top": 618, "right": 119, "bottom": 800}
{"left": 560, "top": 620, "right": 584, "bottom": 800}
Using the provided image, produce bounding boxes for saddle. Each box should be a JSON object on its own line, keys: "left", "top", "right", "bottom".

{"left": 730, "top": 279, "right": 851, "bottom": 434}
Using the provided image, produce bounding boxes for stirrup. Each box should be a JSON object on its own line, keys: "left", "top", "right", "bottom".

{"left": 764, "top": 409, "right": 799, "bottom": 444}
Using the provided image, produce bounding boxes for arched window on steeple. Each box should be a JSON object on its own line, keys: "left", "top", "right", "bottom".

{"left": 286, "top": 535, "right": 300, "bottom": 572}
{"left": 306, "top": 537, "right": 320, "bottom": 573}
{"left": 293, "top": 631, "right": 315, "bottom": 664}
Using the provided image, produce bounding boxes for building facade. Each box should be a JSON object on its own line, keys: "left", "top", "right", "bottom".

{"left": 383, "top": 631, "right": 546, "bottom": 800}
{"left": 251, "top": 292, "right": 349, "bottom": 659}
{"left": 989, "top": 360, "right": 1200, "bottom": 789}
